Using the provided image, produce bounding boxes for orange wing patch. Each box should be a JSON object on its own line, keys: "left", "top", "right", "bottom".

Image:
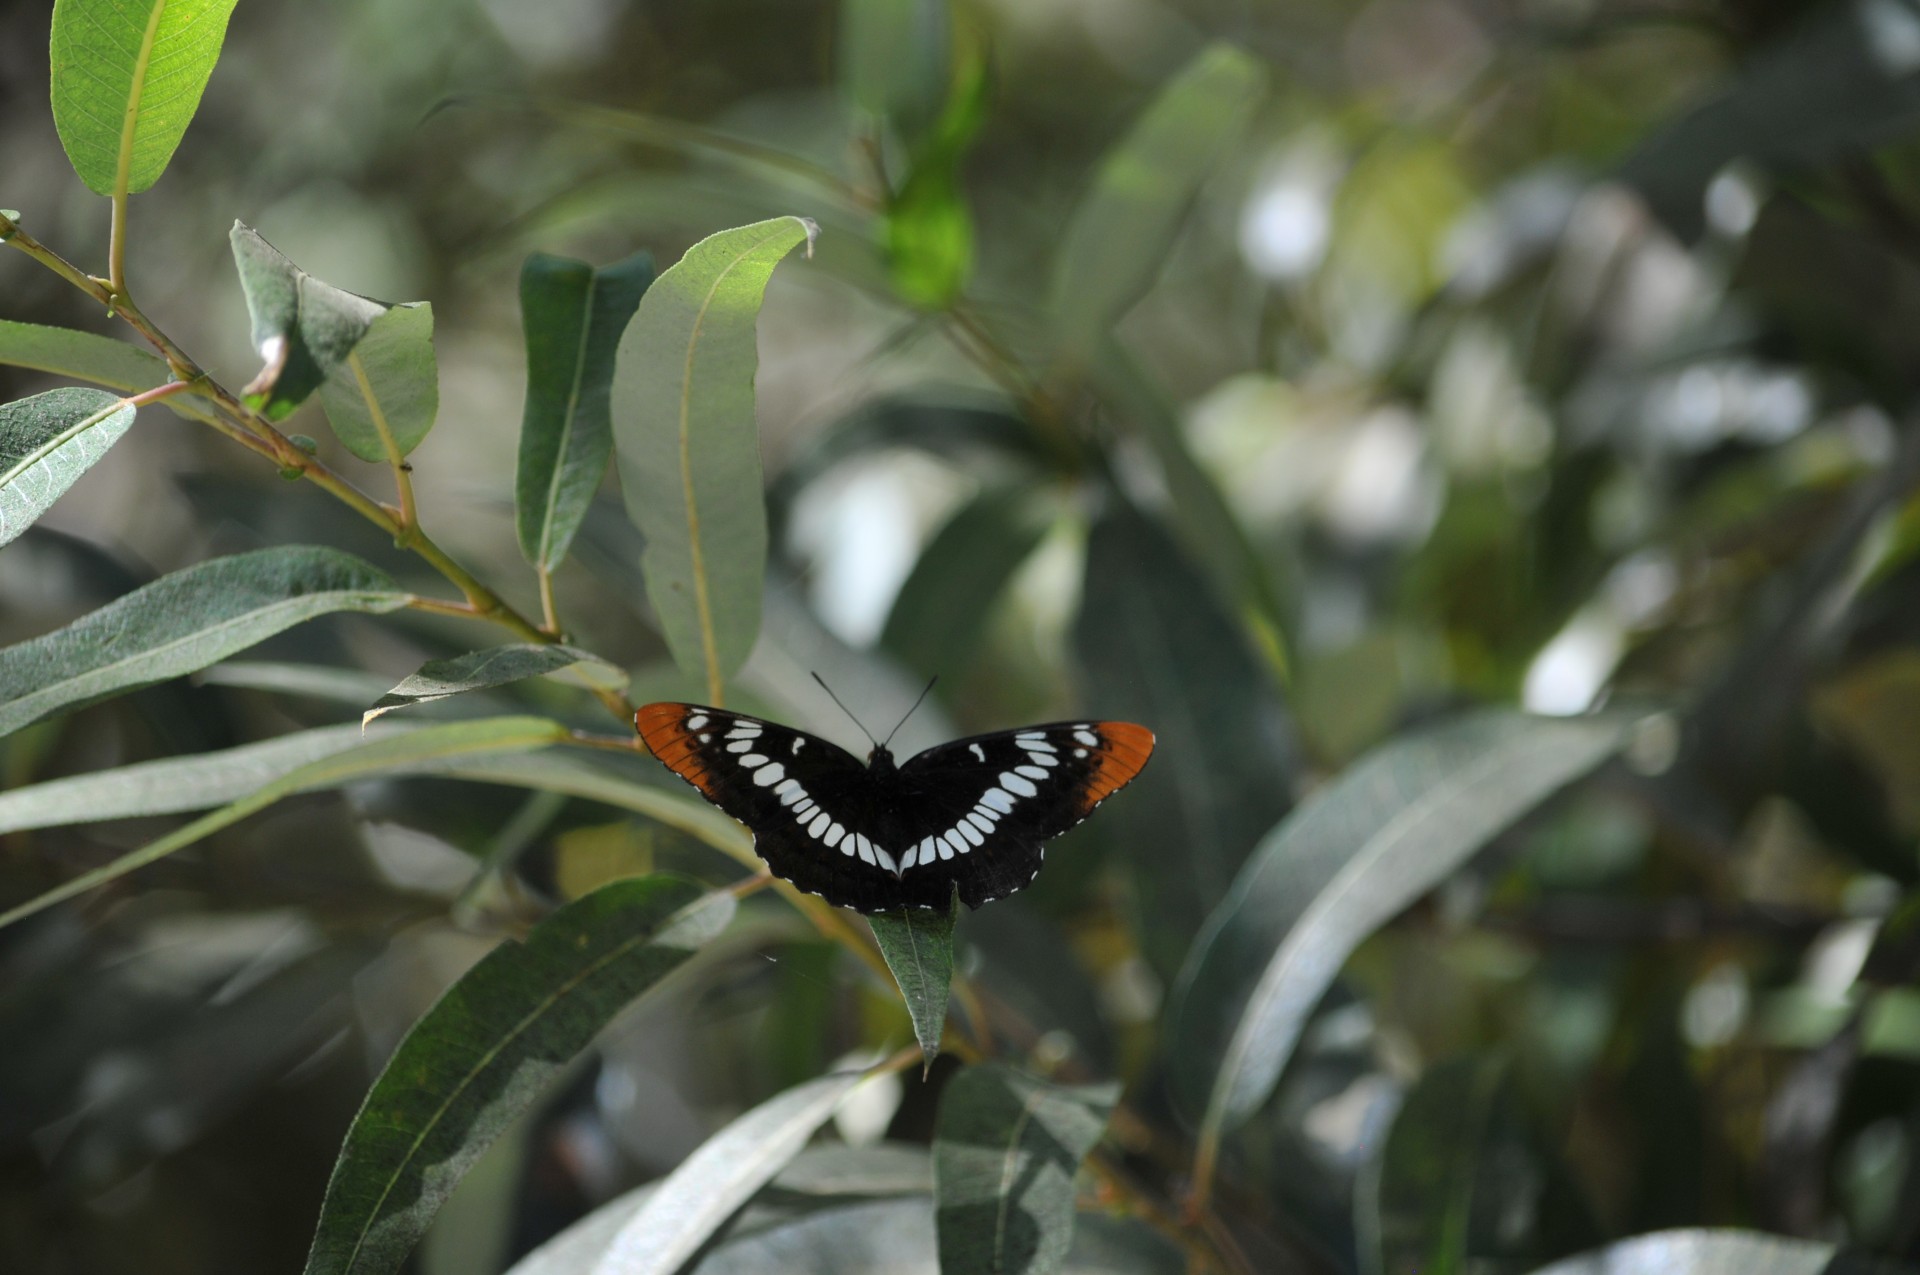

{"left": 1077, "top": 721, "right": 1155, "bottom": 814}
{"left": 634, "top": 702, "right": 722, "bottom": 798}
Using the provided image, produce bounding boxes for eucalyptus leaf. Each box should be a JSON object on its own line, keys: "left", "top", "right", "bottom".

{"left": 0, "top": 320, "right": 208, "bottom": 422}
{"left": 839, "top": 0, "right": 950, "bottom": 143}
{"left": 1048, "top": 43, "right": 1266, "bottom": 363}
{"left": 770, "top": 1142, "right": 934, "bottom": 1197}
{"left": 1525, "top": 1228, "right": 1914, "bottom": 1275}
{"left": 590, "top": 1069, "right": 870, "bottom": 1275}
{"left": 317, "top": 302, "right": 438, "bottom": 462}
{"left": 933, "top": 1063, "right": 1118, "bottom": 1275}
{"left": 50, "top": 0, "right": 240, "bottom": 196}
{"left": 363, "top": 644, "right": 626, "bottom": 725}
{"left": 0, "top": 387, "right": 135, "bottom": 548}
{"left": 200, "top": 660, "right": 399, "bottom": 706}
{"left": 516, "top": 250, "right": 654, "bottom": 572}
{"left": 1357, "top": 1057, "right": 1504, "bottom": 1275}
{"left": 0, "top": 546, "right": 409, "bottom": 742}
{"left": 869, "top": 892, "right": 957, "bottom": 1068}
{"left": 882, "top": 41, "right": 987, "bottom": 309}
{"left": 302, "top": 876, "right": 735, "bottom": 1275}
{"left": 230, "top": 223, "right": 390, "bottom": 420}
{"left": 1171, "top": 711, "right": 1634, "bottom": 1163}
{"left": 612, "top": 216, "right": 816, "bottom": 700}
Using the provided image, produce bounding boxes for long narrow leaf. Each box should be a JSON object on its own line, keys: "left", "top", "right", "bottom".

{"left": 869, "top": 894, "right": 958, "bottom": 1068}
{"left": 0, "top": 320, "right": 209, "bottom": 423}
{"left": 0, "top": 388, "right": 135, "bottom": 548}
{"left": 612, "top": 217, "right": 816, "bottom": 702}
{"left": 363, "top": 644, "right": 625, "bottom": 725}
{"left": 1524, "top": 1228, "right": 1910, "bottom": 1275}
{"left": 0, "top": 546, "right": 409, "bottom": 741}
{"left": 303, "top": 876, "right": 736, "bottom": 1275}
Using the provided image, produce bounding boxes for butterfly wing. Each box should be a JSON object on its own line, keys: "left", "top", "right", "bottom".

{"left": 889, "top": 720, "right": 1155, "bottom": 908}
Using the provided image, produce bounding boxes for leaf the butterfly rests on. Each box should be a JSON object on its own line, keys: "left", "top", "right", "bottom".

{"left": 634, "top": 703, "right": 1154, "bottom": 912}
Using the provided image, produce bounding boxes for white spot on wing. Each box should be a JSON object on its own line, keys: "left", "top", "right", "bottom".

{"left": 1029, "top": 751, "right": 1059, "bottom": 767}
{"left": 855, "top": 834, "right": 877, "bottom": 866}
{"left": 1001, "top": 771, "right": 1038, "bottom": 798}
{"left": 1015, "top": 764, "right": 1048, "bottom": 780}
{"left": 874, "top": 844, "right": 898, "bottom": 873}
{"left": 902, "top": 843, "right": 919, "bottom": 869}
{"left": 1074, "top": 729, "right": 1099, "bottom": 747}
{"left": 982, "top": 788, "right": 1015, "bottom": 813}
{"left": 808, "top": 811, "right": 831, "bottom": 838}
{"left": 937, "top": 835, "right": 956, "bottom": 861}
{"left": 824, "top": 822, "right": 845, "bottom": 848}
{"left": 741, "top": 753, "right": 768, "bottom": 767}
{"left": 727, "top": 739, "right": 755, "bottom": 754}
{"left": 729, "top": 723, "right": 762, "bottom": 739}
{"left": 969, "top": 743, "right": 986, "bottom": 763}
{"left": 944, "top": 830, "right": 970, "bottom": 856}
{"left": 957, "top": 821, "right": 983, "bottom": 847}
{"left": 685, "top": 714, "right": 708, "bottom": 730}
{"left": 1075, "top": 748, "right": 1088, "bottom": 758}
{"left": 967, "top": 812, "right": 994, "bottom": 835}
{"left": 792, "top": 737, "right": 805, "bottom": 754}
{"left": 753, "top": 762, "right": 785, "bottom": 785}
{"left": 1023, "top": 737, "right": 1056, "bottom": 752}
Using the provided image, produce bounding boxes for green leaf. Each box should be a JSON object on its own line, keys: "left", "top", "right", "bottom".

{"left": 199, "top": 660, "right": 398, "bottom": 705}
{"left": 934, "top": 1064, "right": 1118, "bottom": 1275}
{"left": 0, "top": 387, "right": 135, "bottom": 548}
{"left": 612, "top": 216, "right": 816, "bottom": 700}
{"left": 1357, "top": 1056, "right": 1504, "bottom": 1275}
{"left": 1524, "top": 1229, "right": 1914, "bottom": 1275}
{"left": 882, "top": 484, "right": 1053, "bottom": 682}
{"left": 882, "top": 41, "right": 988, "bottom": 309}
{"left": 1073, "top": 507, "right": 1296, "bottom": 978}
{"left": 317, "top": 302, "right": 438, "bottom": 463}
{"left": 0, "top": 546, "right": 408, "bottom": 742}
{"left": 869, "top": 892, "right": 958, "bottom": 1068}
{"left": 363, "top": 644, "right": 626, "bottom": 726}
{"left": 1171, "top": 711, "right": 1634, "bottom": 1166}
{"left": 1048, "top": 43, "right": 1265, "bottom": 364}
{"left": 49, "top": 0, "right": 240, "bottom": 196}
{"left": 0, "top": 716, "right": 571, "bottom": 931}
{"left": 839, "top": 0, "right": 951, "bottom": 143}
{"left": 229, "top": 222, "right": 390, "bottom": 421}
{"left": 302, "top": 875, "right": 735, "bottom": 1275}
{"left": 591, "top": 1069, "right": 872, "bottom": 1274}
{"left": 771, "top": 1142, "right": 934, "bottom": 1196}
{"left": 0, "top": 319, "right": 199, "bottom": 413}
{"left": 515, "top": 250, "right": 654, "bottom": 572}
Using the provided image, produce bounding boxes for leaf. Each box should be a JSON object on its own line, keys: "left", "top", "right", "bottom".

{"left": 1358, "top": 1056, "right": 1511, "bottom": 1275}
{"left": 933, "top": 1063, "right": 1118, "bottom": 1275}
{"left": 882, "top": 40, "right": 988, "bottom": 309}
{"left": 612, "top": 216, "right": 816, "bottom": 701}
{"left": 302, "top": 875, "right": 735, "bottom": 1275}
{"left": 1073, "top": 507, "right": 1297, "bottom": 979}
{"left": 230, "top": 222, "right": 391, "bottom": 421}
{"left": 0, "top": 716, "right": 571, "bottom": 931}
{"left": 49, "top": 0, "right": 240, "bottom": 196}
{"left": 0, "top": 545, "right": 408, "bottom": 742}
{"left": 0, "top": 387, "right": 135, "bottom": 549}
{"left": 839, "top": 0, "right": 951, "bottom": 143}
{"left": 1048, "top": 43, "right": 1266, "bottom": 364}
{"left": 516, "top": 250, "right": 655, "bottom": 572}
{"left": 1523, "top": 1228, "right": 1914, "bottom": 1275}
{"left": 590, "top": 1069, "right": 871, "bottom": 1275}
{"left": 1169, "top": 711, "right": 1634, "bottom": 1168}
{"left": 869, "top": 892, "right": 958, "bottom": 1068}
{"left": 363, "top": 644, "right": 627, "bottom": 725}
{"left": 200, "top": 660, "right": 399, "bottom": 705}
{"left": 0, "top": 319, "right": 208, "bottom": 422}
{"left": 317, "top": 302, "right": 439, "bottom": 462}
{"left": 771, "top": 1142, "right": 934, "bottom": 1197}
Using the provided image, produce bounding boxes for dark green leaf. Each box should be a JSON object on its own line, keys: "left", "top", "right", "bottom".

{"left": 0, "top": 320, "right": 207, "bottom": 422}
{"left": 302, "top": 875, "right": 735, "bottom": 1275}
{"left": 230, "top": 222, "right": 389, "bottom": 420}
{"left": 0, "top": 545, "right": 408, "bottom": 741}
{"left": 612, "top": 217, "right": 816, "bottom": 699}
{"left": 317, "top": 302, "right": 439, "bottom": 462}
{"left": 0, "top": 387, "right": 135, "bottom": 548}
{"left": 1525, "top": 1229, "right": 1916, "bottom": 1275}
{"left": 515, "top": 250, "right": 654, "bottom": 571}
{"left": 1073, "top": 507, "right": 1297, "bottom": 978}
{"left": 50, "top": 0, "right": 240, "bottom": 196}
{"left": 934, "top": 1063, "right": 1118, "bottom": 1275}
{"left": 869, "top": 892, "right": 958, "bottom": 1067}
{"left": 881, "top": 484, "right": 1054, "bottom": 682}
{"left": 363, "top": 644, "right": 627, "bottom": 725}
{"left": 839, "top": 0, "right": 950, "bottom": 143}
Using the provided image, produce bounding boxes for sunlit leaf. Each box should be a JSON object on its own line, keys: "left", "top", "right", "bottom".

{"left": 363, "top": 644, "right": 626, "bottom": 725}
{"left": 612, "top": 217, "right": 816, "bottom": 700}
{"left": 50, "top": 0, "right": 240, "bottom": 196}
{"left": 1524, "top": 1228, "right": 1913, "bottom": 1275}
{"left": 934, "top": 1063, "right": 1117, "bottom": 1275}
{"left": 771, "top": 1142, "right": 934, "bottom": 1196}
{"left": 0, "top": 546, "right": 408, "bottom": 741}
{"left": 230, "top": 223, "right": 389, "bottom": 420}
{"left": 0, "top": 387, "right": 135, "bottom": 548}
{"left": 516, "top": 250, "right": 654, "bottom": 571}
{"left": 0, "top": 320, "right": 208, "bottom": 422}
{"left": 869, "top": 892, "right": 957, "bottom": 1067}
{"left": 317, "top": 302, "right": 438, "bottom": 462}
{"left": 882, "top": 39, "right": 987, "bottom": 308}
{"left": 302, "top": 876, "right": 735, "bottom": 1275}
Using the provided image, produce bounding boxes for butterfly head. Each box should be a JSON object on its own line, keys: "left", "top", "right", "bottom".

{"left": 866, "top": 744, "right": 897, "bottom": 775}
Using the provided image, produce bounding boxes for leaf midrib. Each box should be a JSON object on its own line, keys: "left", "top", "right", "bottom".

{"left": 115, "top": 0, "right": 170, "bottom": 202}
{"left": 0, "top": 400, "right": 125, "bottom": 488}
{"left": 537, "top": 281, "right": 600, "bottom": 568}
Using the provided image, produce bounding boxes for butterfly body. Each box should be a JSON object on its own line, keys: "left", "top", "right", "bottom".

{"left": 635, "top": 702, "right": 1154, "bottom": 913}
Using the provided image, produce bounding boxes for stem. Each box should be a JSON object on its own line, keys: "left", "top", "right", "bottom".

{"left": 346, "top": 347, "right": 419, "bottom": 541}
{"left": 109, "top": 193, "right": 129, "bottom": 295}
{"left": 537, "top": 565, "right": 561, "bottom": 636}
{"left": 122, "top": 381, "right": 190, "bottom": 409}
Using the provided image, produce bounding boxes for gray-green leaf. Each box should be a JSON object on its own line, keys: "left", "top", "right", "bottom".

{"left": 516, "top": 250, "right": 654, "bottom": 571}
{"left": 50, "top": 0, "right": 240, "bottom": 196}
{"left": 230, "top": 223, "right": 390, "bottom": 420}
{"left": 1525, "top": 1228, "right": 1914, "bottom": 1275}
{"left": 839, "top": 0, "right": 951, "bottom": 144}
{"left": 363, "top": 644, "right": 626, "bottom": 725}
{"left": 0, "top": 545, "right": 408, "bottom": 741}
{"left": 1170, "top": 711, "right": 1634, "bottom": 1161}
{"left": 612, "top": 216, "right": 816, "bottom": 700}
{"left": 934, "top": 1064, "right": 1118, "bottom": 1275}
{"left": 302, "top": 875, "right": 735, "bottom": 1275}
{"left": 0, "top": 320, "right": 207, "bottom": 422}
{"left": 317, "top": 302, "right": 438, "bottom": 462}
{"left": 0, "top": 387, "right": 135, "bottom": 548}
{"left": 869, "top": 893, "right": 958, "bottom": 1068}
{"left": 1048, "top": 43, "right": 1265, "bottom": 364}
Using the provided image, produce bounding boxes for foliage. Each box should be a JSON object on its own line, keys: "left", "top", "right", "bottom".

{"left": 6, "top": 0, "right": 1920, "bottom": 1273}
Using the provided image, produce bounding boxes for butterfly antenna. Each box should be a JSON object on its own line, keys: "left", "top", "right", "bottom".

{"left": 882, "top": 676, "right": 939, "bottom": 750}
{"left": 811, "top": 672, "right": 878, "bottom": 748}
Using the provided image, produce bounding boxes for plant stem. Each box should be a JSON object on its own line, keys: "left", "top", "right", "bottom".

{"left": 537, "top": 564, "right": 561, "bottom": 636}
{"left": 346, "top": 347, "right": 420, "bottom": 542}
{"left": 108, "top": 192, "right": 129, "bottom": 294}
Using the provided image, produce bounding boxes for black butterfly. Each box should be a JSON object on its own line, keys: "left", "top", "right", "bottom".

{"left": 635, "top": 702, "right": 1154, "bottom": 913}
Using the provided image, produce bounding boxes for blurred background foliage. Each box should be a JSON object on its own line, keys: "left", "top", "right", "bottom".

{"left": 8, "top": 0, "right": 1920, "bottom": 1270}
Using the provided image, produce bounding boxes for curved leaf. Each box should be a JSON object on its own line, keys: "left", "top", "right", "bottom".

{"left": 0, "top": 545, "right": 408, "bottom": 741}
{"left": 1171, "top": 711, "right": 1634, "bottom": 1164}
{"left": 1525, "top": 1228, "right": 1913, "bottom": 1275}
{"left": 0, "top": 387, "right": 135, "bottom": 548}
{"left": 50, "top": 0, "right": 240, "bottom": 196}
{"left": 0, "top": 716, "right": 571, "bottom": 931}
{"left": 934, "top": 1063, "right": 1118, "bottom": 1275}
{"left": 302, "top": 875, "right": 735, "bottom": 1275}
{"left": 363, "top": 644, "right": 626, "bottom": 725}
{"left": 590, "top": 1068, "right": 871, "bottom": 1275}
{"left": 869, "top": 892, "right": 957, "bottom": 1067}
{"left": 317, "top": 302, "right": 438, "bottom": 462}
{"left": 230, "top": 223, "right": 389, "bottom": 421}
{"left": 516, "top": 250, "right": 655, "bottom": 571}
{"left": 612, "top": 216, "right": 816, "bottom": 701}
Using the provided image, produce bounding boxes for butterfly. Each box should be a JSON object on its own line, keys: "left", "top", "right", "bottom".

{"left": 634, "top": 701, "right": 1154, "bottom": 913}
